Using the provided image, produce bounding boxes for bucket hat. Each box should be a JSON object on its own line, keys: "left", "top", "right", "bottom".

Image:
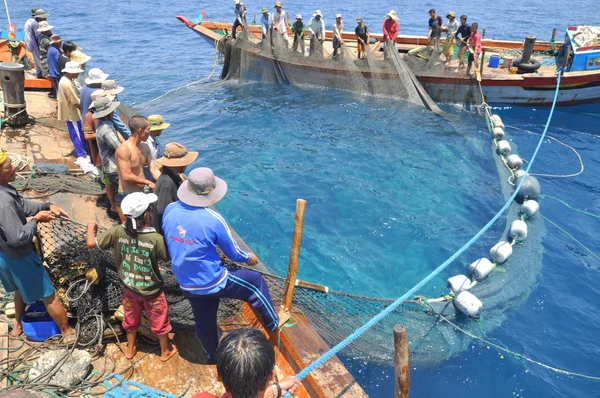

{"left": 121, "top": 192, "right": 158, "bottom": 219}
{"left": 447, "top": 11, "right": 456, "bottom": 18}
{"left": 85, "top": 68, "right": 109, "bottom": 85}
{"left": 313, "top": 10, "right": 323, "bottom": 17}
{"left": 50, "top": 34, "right": 62, "bottom": 44}
{"left": 274, "top": 1, "right": 282, "bottom": 7}
{"left": 88, "top": 90, "right": 115, "bottom": 110}
{"left": 148, "top": 115, "right": 171, "bottom": 131}
{"left": 177, "top": 167, "right": 227, "bottom": 207}
{"left": 101, "top": 80, "right": 124, "bottom": 95}
{"left": 34, "top": 9, "right": 50, "bottom": 19}
{"left": 70, "top": 50, "right": 91, "bottom": 65}
{"left": 356, "top": 17, "right": 363, "bottom": 23}
{"left": 61, "top": 61, "right": 84, "bottom": 74}
{"left": 157, "top": 143, "right": 198, "bottom": 168}
{"left": 92, "top": 97, "right": 121, "bottom": 119}
{"left": 36, "top": 21, "right": 53, "bottom": 32}
{"left": 296, "top": 14, "right": 302, "bottom": 20}
{"left": 30, "top": 8, "right": 39, "bottom": 17}
{"left": 261, "top": 7, "right": 269, "bottom": 13}
{"left": 385, "top": 10, "right": 398, "bottom": 21}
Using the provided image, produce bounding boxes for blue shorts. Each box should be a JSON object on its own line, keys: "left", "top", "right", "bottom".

{"left": 0, "top": 252, "right": 55, "bottom": 304}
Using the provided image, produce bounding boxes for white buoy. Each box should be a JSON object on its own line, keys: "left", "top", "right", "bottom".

{"left": 447, "top": 275, "right": 472, "bottom": 293}
{"left": 491, "top": 115, "right": 505, "bottom": 129}
{"left": 493, "top": 127, "right": 505, "bottom": 140}
{"left": 509, "top": 219, "right": 528, "bottom": 241}
{"left": 521, "top": 200, "right": 540, "bottom": 218}
{"left": 506, "top": 154, "right": 523, "bottom": 170}
{"left": 453, "top": 291, "right": 483, "bottom": 317}
{"left": 469, "top": 258, "right": 494, "bottom": 281}
{"left": 490, "top": 241, "right": 513, "bottom": 264}
{"left": 496, "top": 140, "right": 511, "bottom": 156}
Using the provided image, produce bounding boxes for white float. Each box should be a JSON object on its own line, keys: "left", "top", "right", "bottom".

{"left": 469, "top": 258, "right": 494, "bottom": 281}
{"left": 491, "top": 115, "right": 505, "bottom": 129}
{"left": 496, "top": 140, "right": 511, "bottom": 156}
{"left": 453, "top": 291, "right": 483, "bottom": 317}
{"left": 490, "top": 241, "right": 513, "bottom": 264}
{"left": 493, "top": 127, "right": 505, "bottom": 140}
{"left": 509, "top": 219, "right": 528, "bottom": 241}
{"left": 506, "top": 154, "right": 523, "bottom": 170}
{"left": 447, "top": 275, "right": 472, "bottom": 293}
{"left": 521, "top": 200, "right": 540, "bottom": 218}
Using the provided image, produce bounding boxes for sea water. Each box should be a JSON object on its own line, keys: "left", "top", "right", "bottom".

{"left": 10, "top": 0, "right": 600, "bottom": 396}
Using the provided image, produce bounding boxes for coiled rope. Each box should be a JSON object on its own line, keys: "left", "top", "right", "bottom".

{"left": 289, "top": 69, "right": 565, "bottom": 387}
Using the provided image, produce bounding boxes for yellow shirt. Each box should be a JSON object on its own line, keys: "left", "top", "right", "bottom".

{"left": 57, "top": 76, "right": 81, "bottom": 122}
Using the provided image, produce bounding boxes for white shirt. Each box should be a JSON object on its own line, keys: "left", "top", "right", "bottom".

{"left": 308, "top": 17, "right": 325, "bottom": 39}
{"left": 446, "top": 20, "right": 459, "bottom": 38}
{"left": 272, "top": 10, "right": 289, "bottom": 33}
{"left": 24, "top": 18, "right": 39, "bottom": 51}
{"left": 333, "top": 22, "right": 344, "bottom": 40}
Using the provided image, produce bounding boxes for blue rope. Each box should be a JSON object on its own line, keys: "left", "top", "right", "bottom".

{"left": 291, "top": 69, "right": 565, "bottom": 386}
{"left": 103, "top": 373, "right": 180, "bottom": 398}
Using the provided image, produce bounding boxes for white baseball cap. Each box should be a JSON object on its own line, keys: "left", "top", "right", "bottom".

{"left": 121, "top": 192, "right": 158, "bottom": 219}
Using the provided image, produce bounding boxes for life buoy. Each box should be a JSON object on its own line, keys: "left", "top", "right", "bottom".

{"left": 514, "top": 58, "right": 541, "bottom": 74}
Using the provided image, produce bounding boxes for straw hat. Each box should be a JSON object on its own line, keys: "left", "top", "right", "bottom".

{"left": 385, "top": 10, "right": 399, "bottom": 21}
{"left": 177, "top": 167, "right": 227, "bottom": 207}
{"left": 101, "top": 80, "right": 124, "bottom": 95}
{"left": 50, "top": 34, "right": 62, "bottom": 44}
{"left": 148, "top": 115, "right": 171, "bottom": 131}
{"left": 313, "top": 10, "right": 323, "bottom": 17}
{"left": 274, "top": 1, "right": 282, "bottom": 7}
{"left": 36, "top": 21, "right": 53, "bottom": 32}
{"left": 34, "top": 9, "right": 50, "bottom": 19}
{"left": 92, "top": 97, "right": 121, "bottom": 119}
{"left": 70, "top": 50, "right": 91, "bottom": 65}
{"left": 85, "top": 68, "right": 109, "bottom": 85}
{"left": 447, "top": 11, "right": 456, "bottom": 18}
{"left": 335, "top": 13, "right": 342, "bottom": 19}
{"left": 261, "top": 7, "right": 269, "bottom": 13}
{"left": 157, "top": 143, "right": 198, "bottom": 168}
{"left": 61, "top": 61, "right": 84, "bottom": 74}
{"left": 88, "top": 90, "right": 115, "bottom": 109}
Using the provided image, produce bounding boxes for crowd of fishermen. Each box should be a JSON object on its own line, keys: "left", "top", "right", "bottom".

{"left": 1, "top": 7, "right": 303, "bottom": 398}
{"left": 232, "top": 1, "right": 483, "bottom": 72}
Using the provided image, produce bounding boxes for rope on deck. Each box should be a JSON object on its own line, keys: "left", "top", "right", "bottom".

{"left": 289, "top": 68, "right": 566, "bottom": 389}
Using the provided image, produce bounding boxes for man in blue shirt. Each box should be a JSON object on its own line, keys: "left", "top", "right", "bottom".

{"left": 47, "top": 34, "right": 62, "bottom": 99}
{"left": 162, "top": 167, "right": 290, "bottom": 361}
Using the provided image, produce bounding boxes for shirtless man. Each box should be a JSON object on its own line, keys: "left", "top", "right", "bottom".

{"left": 116, "top": 116, "right": 160, "bottom": 223}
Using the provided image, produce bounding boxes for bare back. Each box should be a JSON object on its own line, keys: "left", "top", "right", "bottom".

{"left": 117, "top": 140, "right": 153, "bottom": 193}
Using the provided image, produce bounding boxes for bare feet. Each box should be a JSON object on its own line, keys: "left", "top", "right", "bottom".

{"left": 10, "top": 323, "right": 23, "bottom": 337}
{"left": 160, "top": 344, "right": 178, "bottom": 362}
{"left": 278, "top": 305, "right": 291, "bottom": 328}
{"left": 125, "top": 343, "right": 137, "bottom": 360}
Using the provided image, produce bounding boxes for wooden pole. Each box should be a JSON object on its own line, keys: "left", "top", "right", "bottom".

{"left": 479, "top": 49, "right": 486, "bottom": 80}
{"left": 551, "top": 28, "right": 557, "bottom": 42}
{"left": 283, "top": 199, "right": 307, "bottom": 310}
{"left": 482, "top": 28, "right": 486, "bottom": 39}
{"left": 394, "top": 325, "right": 410, "bottom": 398}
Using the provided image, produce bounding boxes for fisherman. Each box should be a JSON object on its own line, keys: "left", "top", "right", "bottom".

{"left": 191, "top": 329, "right": 301, "bottom": 398}
{"left": 94, "top": 97, "right": 125, "bottom": 221}
{"left": 442, "top": 11, "right": 459, "bottom": 66}
{"left": 308, "top": 10, "right": 325, "bottom": 57}
{"left": 142, "top": 114, "right": 170, "bottom": 182}
{"left": 84, "top": 90, "right": 120, "bottom": 220}
{"left": 58, "top": 41, "right": 77, "bottom": 77}
{"left": 115, "top": 116, "right": 160, "bottom": 223}
{"left": 101, "top": 80, "right": 132, "bottom": 139}
{"left": 271, "top": 1, "right": 290, "bottom": 41}
{"left": 355, "top": 17, "right": 370, "bottom": 60}
{"left": 58, "top": 61, "right": 88, "bottom": 159}
{"left": 260, "top": 8, "right": 271, "bottom": 40}
{"left": 152, "top": 142, "right": 198, "bottom": 235}
{"left": 162, "top": 167, "right": 290, "bottom": 362}
{"left": 70, "top": 50, "right": 92, "bottom": 91}
{"left": 232, "top": 0, "right": 247, "bottom": 40}
{"left": 291, "top": 14, "right": 305, "bottom": 55}
{"left": 427, "top": 9, "right": 444, "bottom": 52}
{"left": 24, "top": 8, "right": 47, "bottom": 78}
{"left": 80, "top": 68, "right": 110, "bottom": 118}
{"left": 332, "top": 14, "right": 344, "bottom": 58}
{"left": 466, "top": 22, "right": 482, "bottom": 76}
{"left": 86, "top": 192, "right": 178, "bottom": 362}
{"left": 36, "top": 21, "right": 53, "bottom": 78}
{"left": 0, "top": 149, "right": 74, "bottom": 339}
{"left": 456, "top": 15, "right": 472, "bottom": 70}
{"left": 47, "top": 34, "right": 62, "bottom": 99}
{"left": 382, "top": 10, "right": 399, "bottom": 59}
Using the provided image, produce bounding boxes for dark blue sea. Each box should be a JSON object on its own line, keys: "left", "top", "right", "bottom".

{"left": 11, "top": 0, "right": 600, "bottom": 396}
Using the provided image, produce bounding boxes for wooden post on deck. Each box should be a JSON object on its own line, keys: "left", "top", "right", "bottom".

{"left": 394, "top": 325, "right": 410, "bottom": 398}
{"left": 479, "top": 49, "right": 486, "bottom": 78}
{"left": 482, "top": 28, "right": 486, "bottom": 39}
{"left": 283, "top": 199, "right": 307, "bottom": 310}
{"left": 551, "top": 28, "right": 557, "bottom": 42}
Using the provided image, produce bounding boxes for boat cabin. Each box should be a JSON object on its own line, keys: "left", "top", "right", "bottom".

{"left": 564, "top": 26, "right": 600, "bottom": 71}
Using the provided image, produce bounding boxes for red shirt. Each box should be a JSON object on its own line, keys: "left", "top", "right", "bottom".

{"left": 382, "top": 19, "right": 399, "bottom": 42}
{"left": 469, "top": 32, "right": 482, "bottom": 53}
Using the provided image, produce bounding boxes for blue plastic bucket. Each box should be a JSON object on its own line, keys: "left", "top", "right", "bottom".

{"left": 21, "top": 303, "right": 61, "bottom": 341}
{"left": 489, "top": 55, "right": 500, "bottom": 68}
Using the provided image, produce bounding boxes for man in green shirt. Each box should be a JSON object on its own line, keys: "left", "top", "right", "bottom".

{"left": 86, "top": 192, "right": 177, "bottom": 362}
{"left": 291, "top": 14, "right": 305, "bottom": 55}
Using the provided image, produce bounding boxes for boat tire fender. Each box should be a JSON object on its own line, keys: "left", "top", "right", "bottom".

{"left": 514, "top": 58, "right": 541, "bottom": 74}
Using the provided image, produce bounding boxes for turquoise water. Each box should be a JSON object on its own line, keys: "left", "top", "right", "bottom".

{"left": 10, "top": 0, "right": 600, "bottom": 396}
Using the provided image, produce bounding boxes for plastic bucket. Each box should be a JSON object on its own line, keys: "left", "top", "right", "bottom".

{"left": 22, "top": 303, "right": 61, "bottom": 341}
{"left": 503, "top": 57, "right": 513, "bottom": 68}
{"left": 488, "top": 55, "right": 501, "bottom": 68}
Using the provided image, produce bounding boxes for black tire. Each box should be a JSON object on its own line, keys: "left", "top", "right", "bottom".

{"left": 514, "top": 58, "right": 541, "bottom": 73}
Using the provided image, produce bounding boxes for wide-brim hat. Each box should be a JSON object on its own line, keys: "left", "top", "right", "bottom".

{"left": 148, "top": 114, "right": 171, "bottom": 131}
{"left": 295, "top": 14, "right": 302, "bottom": 20}
{"left": 386, "top": 10, "right": 399, "bottom": 21}
{"left": 50, "top": 34, "right": 62, "bottom": 44}
{"left": 62, "top": 61, "right": 84, "bottom": 74}
{"left": 85, "top": 68, "right": 109, "bottom": 85}
{"left": 101, "top": 80, "right": 124, "bottom": 95}
{"left": 261, "top": 7, "right": 269, "bottom": 13}
{"left": 36, "top": 22, "right": 53, "bottom": 32}
{"left": 157, "top": 142, "right": 198, "bottom": 167}
{"left": 447, "top": 11, "right": 456, "bottom": 18}
{"left": 313, "top": 10, "right": 322, "bottom": 17}
{"left": 92, "top": 98, "right": 121, "bottom": 119}
{"left": 274, "top": 1, "right": 282, "bottom": 7}
{"left": 30, "top": 8, "right": 39, "bottom": 17}
{"left": 177, "top": 167, "right": 227, "bottom": 207}
{"left": 35, "top": 9, "right": 50, "bottom": 19}
{"left": 70, "top": 50, "right": 91, "bottom": 65}
{"left": 89, "top": 90, "right": 115, "bottom": 109}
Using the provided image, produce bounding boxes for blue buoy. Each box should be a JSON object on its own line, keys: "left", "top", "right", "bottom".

{"left": 489, "top": 55, "right": 500, "bottom": 68}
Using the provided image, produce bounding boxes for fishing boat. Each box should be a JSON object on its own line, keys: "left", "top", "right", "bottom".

{"left": 0, "top": 39, "right": 53, "bottom": 90}
{"left": 176, "top": 16, "right": 600, "bottom": 106}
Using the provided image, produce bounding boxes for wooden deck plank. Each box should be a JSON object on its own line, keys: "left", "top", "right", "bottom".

{"left": 0, "top": 322, "right": 8, "bottom": 389}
